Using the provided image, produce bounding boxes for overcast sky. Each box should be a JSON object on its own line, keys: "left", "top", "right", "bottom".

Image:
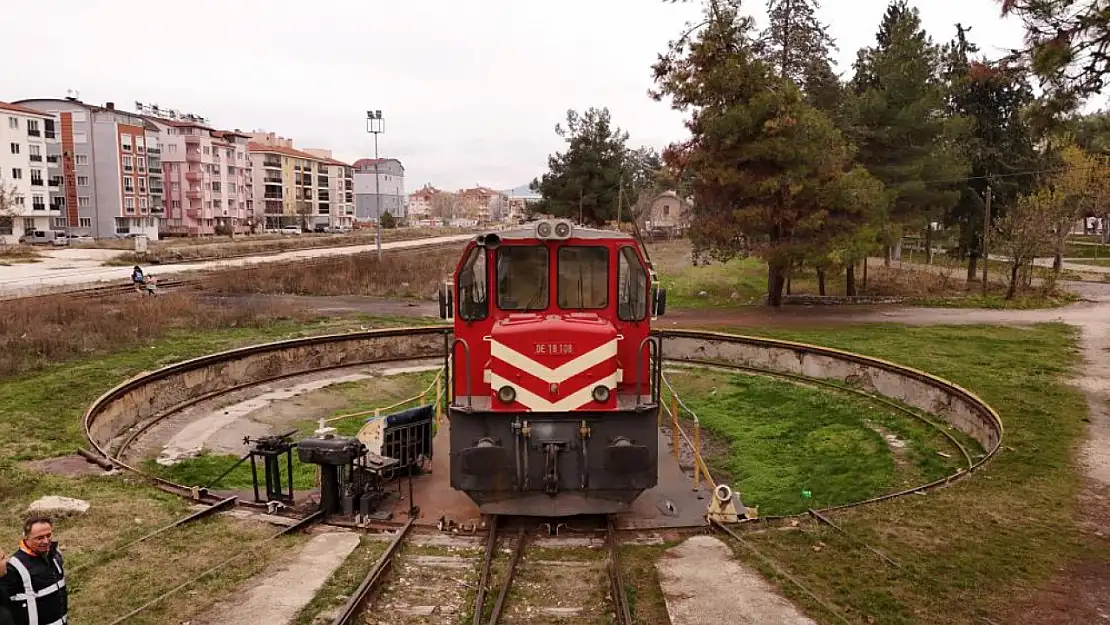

{"left": 2, "top": 0, "right": 1031, "bottom": 191}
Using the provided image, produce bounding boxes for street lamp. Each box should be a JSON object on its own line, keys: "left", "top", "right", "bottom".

{"left": 366, "top": 109, "right": 384, "bottom": 260}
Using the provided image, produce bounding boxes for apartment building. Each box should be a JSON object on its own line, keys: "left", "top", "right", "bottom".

{"left": 249, "top": 142, "right": 322, "bottom": 230}
{"left": 303, "top": 148, "right": 355, "bottom": 229}
{"left": 15, "top": 98, "right": 162, "bottom": 239}
{"left": 145, "top": 116, "right": 253, "bottom": 235}
{"left": 458, "top": 185, "right": 508, "bottom": 223}
{"left": 352, "top": 158, "right": 405, "bottom": 222}
{"left": 0, "top": 102, "right": 63, "bottom": 243}
{"left": 407, "top": 184, "right": 440, "bottom": 220}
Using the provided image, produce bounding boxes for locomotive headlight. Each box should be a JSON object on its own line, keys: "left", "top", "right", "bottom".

{"left": 497, "top": 385, "right": 517, "bottom": 404}
{"left": 553, "top": 220, "right": 572, "bottom": 239}
{"left": 535, "top": 220, "right": 553, "bottom": 238}
{"left": 592, "top": 385, "right": 610, "bottom": 403}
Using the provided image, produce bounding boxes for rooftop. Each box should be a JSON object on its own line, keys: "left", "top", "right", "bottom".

{"left": 0, "top": 102, "right": 52, "bottom": 117}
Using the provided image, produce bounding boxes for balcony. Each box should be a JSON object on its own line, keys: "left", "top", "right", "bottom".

{"left": 46, "top": 155, "right": 59, "bottom": 165}
{"left": 30, "top": 178, "right": 44, "bottom": 187}
{"left": 263, "top": 193, "right": 283, "bottom": 200}
{"left": 48, "top": 177, "right": 61, "bottom": 187}
{"left": 147, "top": 147, "right": 160, "bottom": 155}
{"left": 28, "top": 129, "right": 40, "bottom": 138}
{"left": 148, "top": 159, "right": 162, "bottom": 170}
{"left": 317, "top": 176, "right": 328, "bottom": 186}
{"left": 186, "top": 190, "right": 201, "bottom": 200}
{"left": 263, "top": 176, "right": 282, "bottom": 184}
{"left": 32, "top": 203, "right": 46, "bottom": 211}
{"left": 185, "top": 171, "right": 202, "bottom": 182}
{"left": 184, "top": 134, "right": 200, "bottom": 144}
{"left": 263, "top": 159, "right": 281, "bottom": 169}
{"left": 44, "top": 131, "right": 56, "bottom": 140}
{"left": 29, "top": 154, "right": 42, "bottom": 163}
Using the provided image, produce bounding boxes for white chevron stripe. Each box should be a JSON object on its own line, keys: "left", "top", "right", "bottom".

{"left": 490, "top": 372, "right": 618, "bottom": 412}
{"left": 490, "top": 338, "right": 618, "bottom": 384}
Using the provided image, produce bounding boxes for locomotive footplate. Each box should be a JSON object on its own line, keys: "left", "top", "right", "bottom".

{"left": 450, "top": 408, "right": 659, "bottom": 516}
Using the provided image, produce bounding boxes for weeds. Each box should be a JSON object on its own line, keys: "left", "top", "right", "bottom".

{"left": 0, "top": 292, "right": 309, "bottom": 378}
{"left": 203, "top": 245, "right": 462, "bottom": 298}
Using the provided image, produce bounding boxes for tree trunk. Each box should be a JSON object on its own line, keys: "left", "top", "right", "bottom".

{"left": 925, "top": 226, "right": 934, "bottom": 264}
{"left": 967, "top": 253, "right": 979, "bottom": 285}
{"left": 1006, "top": 262, "right": 1019, "bottom": 300}
{"left": 893, "top": 237, "right": 903, "bottom": 264}
{"left": 845, "top": 263, "right": 857, "bottom": 296}
{"left": 785, "top": 261, "right": 793, "bottom": 295}
{"left": 862, "top": 258, "right": 868, "bottom": 290}
{"left": 1103, "top": 213, "right": 1109, "bottom": 244}
{"left": 884, "top": 245, "right": 892, "bottom": 267}
{"left": 817, "top": 268, "right": 827, "bottom": 296}
{"left": 1053, "top": 253, "right": 1063, "bottom": 276}
{"left": 767, "top": 263, "right": 786, "bottom": 307}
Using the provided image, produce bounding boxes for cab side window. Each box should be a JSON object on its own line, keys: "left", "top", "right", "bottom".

{"left": 457, "top": 246, "right": 488, "bottom": 320}
{"left": 497, "top": 245, "right": 549, "bottom": 311}
{"left": 617, "top": 246, "right": 648, "bottom": 321}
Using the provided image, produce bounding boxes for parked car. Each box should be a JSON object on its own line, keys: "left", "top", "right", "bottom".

{"left": 279, "top": 226, "right": 302, "bottom": 235}
{"left": 19, "top": 230, "right": 68, "bottom": 246}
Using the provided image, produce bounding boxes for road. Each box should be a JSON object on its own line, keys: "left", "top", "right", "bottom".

{"left": 0, "top": 234, "right": 474, "bottom": 297}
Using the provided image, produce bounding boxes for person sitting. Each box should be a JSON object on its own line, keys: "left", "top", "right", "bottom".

{"left": 131, "top": 265, "right": 145, "bottom": 285}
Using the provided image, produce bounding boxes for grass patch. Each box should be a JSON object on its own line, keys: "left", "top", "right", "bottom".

{"left": 621, "top": 543, "right": 678, "bottom": 625}
{"left": 1064, "top": 241, "right": 1110, "bottom": 258}
{"left": 1065, "top": 257, "right": 1110, "bottom": 267}
{"left": 692, "top": 323, "right": 1106, "bottom": 624}
{"left": 667, "top": 370, "right": 968, "bottom": 515}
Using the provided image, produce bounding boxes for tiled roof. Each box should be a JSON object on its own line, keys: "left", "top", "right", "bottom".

{"left": 248, "top": 141, "right": 321, "bottom": 160}
{"left": 0, "top": 102, "right": 53, "bottom": 117}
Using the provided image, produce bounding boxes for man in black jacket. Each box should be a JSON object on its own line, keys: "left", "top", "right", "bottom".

{"left": 0, "top": 517, "right": 67, "bottom": 625}
{"left": 0, "top": 549, "right": 14, "bottom": 625}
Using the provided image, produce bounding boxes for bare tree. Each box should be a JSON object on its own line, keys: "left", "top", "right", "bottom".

{"left": 995, "top": 188, "right": 1057, "bottom": 299}
{"left": 0, "top": 182, "right": 23, "bottom": 246}
{"left": 429, "top": 192, "right": 464, "bottom": 221}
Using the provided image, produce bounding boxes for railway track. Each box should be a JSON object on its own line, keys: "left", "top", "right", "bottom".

{"left": 330, "top": 515, "right": 635, "bottom": 625}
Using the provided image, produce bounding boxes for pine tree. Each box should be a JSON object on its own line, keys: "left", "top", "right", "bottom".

{"left": 846, "top": 0, "right": 965, "bottom": 262}
{"left": 941, "top": 24, "right": 1041, "bottom": 280}
{"left": 652, "top": 0, "right": 882, "bottom": 306}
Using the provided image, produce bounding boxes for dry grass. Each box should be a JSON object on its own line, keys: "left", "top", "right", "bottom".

{"left": 104, "top": 227, "right": 473, "bottom": 264}
{"left": 203, "top": 245, "right": 463, "bottom": 299}
{"left": 0, "top": 292, "right": 310, "bottom": 378}
{"left": 0, "top": 244, "right": 43, "bottom": 263}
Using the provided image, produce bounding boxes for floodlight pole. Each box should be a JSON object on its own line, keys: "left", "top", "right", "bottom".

{"left": 366, "top": 110, "right": 385, "bottom": 260}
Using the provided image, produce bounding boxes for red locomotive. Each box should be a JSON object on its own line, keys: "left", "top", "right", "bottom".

{"left": 438, "top": 219, "right": 667, "bottom": 516}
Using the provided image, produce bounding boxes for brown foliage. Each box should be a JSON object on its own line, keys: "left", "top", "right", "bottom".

{"left": 0, "top": 292, "right": 306, "bottom": 378}
{"left": 203, "top": 246, "right": 463, "bottom": 299}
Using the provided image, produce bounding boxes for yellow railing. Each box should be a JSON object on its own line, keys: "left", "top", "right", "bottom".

{"left": 324, "top": 367, "right": 447, "bottom": 429}
{"left": 660, "top": 372, "right": 717, "bottom": 491}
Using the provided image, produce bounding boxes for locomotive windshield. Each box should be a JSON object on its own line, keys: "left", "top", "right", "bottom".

{"left": 497, "top": 245, "right": 549, "bottom": 311}
{"left": 557, "top": 246, "right": 608, "bottom": 309}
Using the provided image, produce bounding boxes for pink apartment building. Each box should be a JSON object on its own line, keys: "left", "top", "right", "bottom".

{"left": 146, "top": 118, "right": 253, "bottom": 235}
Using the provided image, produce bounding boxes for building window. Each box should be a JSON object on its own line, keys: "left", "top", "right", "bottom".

{"left": 8, "top": 117, "right": 17, "bottom": 129}
{"left": 138, "top": 177, "right": 146, "bottom": 192}
{"left": 52, "top": 217, "right": 66, "bottom": 228}
{"left": 77, "top": 175, "right": 89, "bottom": 186}
{"left": 203, "top": 146, "right": 210, "bottom": 155}
{"left": 9, "top": 143, "right": 18, "bottom": 154}
{"left": 27, "top": 120, "right": 40, "bottom": 134}
{"left": 172, "top": 200, "right": 180, "bottom": 209}
{"left": 138, "top": 160, "right": 145, "bottom": 173}
{"left": 124, "top": 198, "right": 135, "bottom": 213}
{"left": 12, "top": 196, "right": 24, "bottom": 206}
{"left": 140, "top": 197, "right": 148, "bottom": 210}
{"left": 11, "top": 168, "right": 21, "bottom": 179}
{"left": 121, "top": 135, "right": 132, "bottom": 152}
{"left": 29, "top": 145, "right": 40, "bottom": 158}
{"left": 23, "top": 218, "right": 35, "bottom": 232}
{"left": 122, "top": 155, "right": 133, "bottom": 172}
{"left": 136, "top": 136, "right": 145, "bottom": 151}
{"left": 74, "top": 154, "right": 88, "bottom": 166}
{"left": 78, "top": 196, "right": 90, "bottom": 207}
{"left": 79, "top": 217, "right": 91, "bottom": 228}
{"left": 123, "top": 177, "right": 134, "bottom": 192}
{"left": 32, "top": 194, "right": 45, "bottom": 210}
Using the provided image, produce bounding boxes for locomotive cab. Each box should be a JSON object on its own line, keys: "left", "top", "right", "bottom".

{"left": 441, "top": 219, "right": 666, "bottom": 517}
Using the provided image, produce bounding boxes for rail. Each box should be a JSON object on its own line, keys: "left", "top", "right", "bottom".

{"left": 82, "top": 326, "right": 1003, "bottom": 521}
{"left": 325, "top": 367, "right": 446, "bottom": 426}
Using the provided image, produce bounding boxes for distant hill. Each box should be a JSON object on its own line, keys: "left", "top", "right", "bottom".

{"left": 504, "top": 183, "right": 541, "bottom": 198}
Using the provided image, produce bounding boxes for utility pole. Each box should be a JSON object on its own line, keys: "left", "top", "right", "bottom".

{"left": 578, "top": 187, "right": 583, "bottom": 225}
{"left": 616, "top": 180, "right": 623, "bottom": 230}
{"left": 366, "top": 110, "right": 385, "bottom": 261}
{"left": 981, "top": 185, "right": 992, "bottom": 295}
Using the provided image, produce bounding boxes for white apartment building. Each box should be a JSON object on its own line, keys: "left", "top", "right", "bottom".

{"left": 0, "top": 102, "right": 62, "bottom": 243}
{"left": 303, "top": 148, "right": 356, "bottom": 229}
